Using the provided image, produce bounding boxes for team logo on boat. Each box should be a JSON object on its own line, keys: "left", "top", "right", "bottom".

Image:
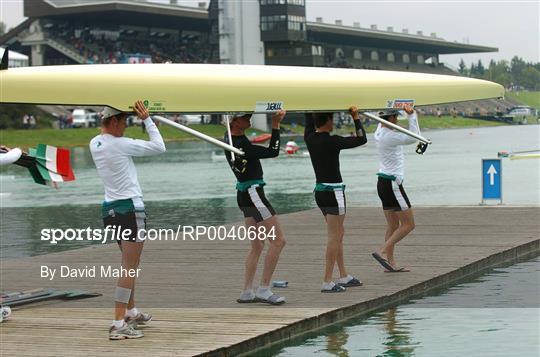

{"left": 143, "top": 100, "right": 167, "bottom": 112}
{"left": 386, "top": 99, "right": 415, "bottom": 109}
{"left": 255, "top": 101, "right": 284, "bottom": 113}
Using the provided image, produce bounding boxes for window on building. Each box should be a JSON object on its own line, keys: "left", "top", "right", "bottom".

{"left": 371, "top": 50, "right": 378, "bottom": 61}
{"left": 353, "top": 49, "right": 362, "bottom": 60}
{"left": 261, "top": 15, "right": 287, "bottom": 31}
{"left": 402, "top": 53, "right": 410, "bottom": 63}
{"left": 267, "top": 48, "right": 274, "bottom": 57}
{"left": 387, "top": 52, "right": 395, "bottom": 62}
{"left": 261, "top": 0, "right": 287, "bottom": 4}
{"left": 312, "top": 45, "right": 322, "bottom": 56}
{"left": 417, "top": 55, "right": 424, "bottom": 64}
{"left": 261, "top": 0, "right": 304, "bottom": 4}
{"left": 278, "top": 47, "right": 288, "bottom": 56}
{"left": 288, "top": 15, "right": 306, "bottom": 31}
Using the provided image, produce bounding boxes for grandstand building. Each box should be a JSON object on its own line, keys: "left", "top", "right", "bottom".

{"left": 1, "top": 0, "right": 497, "bottom": 75}
{"left": 1, "top": 0, "right": 506, "bottom": 128}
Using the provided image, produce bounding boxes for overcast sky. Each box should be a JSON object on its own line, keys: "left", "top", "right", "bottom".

{"left": 1, "top": 0, "right": 538, "bottom": 67}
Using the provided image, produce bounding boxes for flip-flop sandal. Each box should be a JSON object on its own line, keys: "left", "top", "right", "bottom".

{"left": 321, "top": 284, "right": 346, "bottom": 293}
{"left": 384, "top": 267, "right": 411, "bottom": 273}
{"left": 372, "top": 252, "right": 397, "bottom": 272}
{"left": 254, "top": 294, "right": 286, "bottom": 305}
{"left": 338, "top": 277, "right": 363, "bottom": 287}
{"left": 236, "top": 297, "right": 257, "bottom": 303}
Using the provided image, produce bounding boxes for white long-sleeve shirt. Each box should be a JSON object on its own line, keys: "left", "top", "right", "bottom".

{"left": 90, "top": 117, "right": 166, "bottom": 206}
{"left": 374, "top": 112, "right": 419, "bottom": 181}
{"left": 0, "top": 148, "right": 22, "bottom": 166}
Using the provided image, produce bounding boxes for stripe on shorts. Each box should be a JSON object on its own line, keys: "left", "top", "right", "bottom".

{"left": 334, "top": 189, "right": 345, "bottom": 215}
{"left": 248, "top": 186, "right": 272, "bottom": 221}
{"left": 135, "top": 211, "right": 146, "bottom": 242}
{"left": 391, "top": 180, "right": 408, "bottom": 211}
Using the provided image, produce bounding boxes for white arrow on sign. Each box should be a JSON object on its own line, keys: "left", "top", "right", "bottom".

{"left": 487, "top": 164, "right": 498, "bottom": 185}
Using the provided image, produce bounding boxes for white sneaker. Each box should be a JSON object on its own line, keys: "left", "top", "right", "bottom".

{"left": 1, "top": 306, "right": 11, "bottom": 322}
{"left": 109, "top": 323, "right": 144, "bottom": 340}
{"left": 125, "top": 311, "right": 152, "bottom": 327}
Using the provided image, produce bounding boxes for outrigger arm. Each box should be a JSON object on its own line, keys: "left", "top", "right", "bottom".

{"left": 152, "top": 115, "right": 244, "bottom": 156}
{"left": 225, "top": 115, "right": 236, "bottom": 161}
{"left": 361, "top": 111, "right": 432, "bottom": 145}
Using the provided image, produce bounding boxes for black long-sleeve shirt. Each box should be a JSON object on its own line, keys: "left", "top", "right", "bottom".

{"left": 224, "top": 129, "right": 280, "bottom": 182}
{"left": 304, "top": 114, "right": 367, "bottom": 183}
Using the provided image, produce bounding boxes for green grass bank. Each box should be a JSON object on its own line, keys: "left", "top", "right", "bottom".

{"left": 1, "top": 115, "right": 508, "bottom": 149}
{"left": 506, "top": 91, "right": 540, "bottom": 110}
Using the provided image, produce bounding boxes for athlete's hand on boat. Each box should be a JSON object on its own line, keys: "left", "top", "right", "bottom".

{"left": 134, "top": 100, "right": 150, "bottom": 120}
{"left": 271, "top": 109, "right": 286, "bottom": 129}
{"left": 403, "top": 104, "right": 414, "bottom": 115}
{"left": 348, "top": 106, "right": 360, "bottom": 120}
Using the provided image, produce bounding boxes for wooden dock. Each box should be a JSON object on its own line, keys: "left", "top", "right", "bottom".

{"left": 1, "top": 206, "right": 539, "bottom": 356}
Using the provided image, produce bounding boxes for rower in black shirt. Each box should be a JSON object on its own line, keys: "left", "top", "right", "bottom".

{"left": 224, "top": 124, "right": 280, "bottom": 184}
{"left": 223, "top": 110, "right": 288, "bottom": 306}
{"left": 304, "top": 106, "right": 367, "bottom": 293}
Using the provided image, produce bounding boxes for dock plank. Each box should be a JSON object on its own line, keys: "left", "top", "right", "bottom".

{"left": 1, "top": 206, "right": 538, "bottom": 356}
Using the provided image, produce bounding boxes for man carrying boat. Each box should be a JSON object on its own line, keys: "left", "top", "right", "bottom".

{"left": 224, "top": 110, "right": 287, "bottom": 305}
{"left": 90, "top": 100, "right": 166, "bottom": 339}
{"left": 304, "top": 107, "right": 367, "bottom": 293}
{"left": 372, "top": 104, "right": 418, "bottom": 272}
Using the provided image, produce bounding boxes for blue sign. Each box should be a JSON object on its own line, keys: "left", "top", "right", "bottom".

{"left": 482, "top": 159, "right": 502, "bottom": 201}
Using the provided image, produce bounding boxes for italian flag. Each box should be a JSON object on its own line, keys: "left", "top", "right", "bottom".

{"left": 11, "top": 144, "right": 76, "bottom": 186}
{"left": 33, "top": 144, "right": 75, "bottom": 182}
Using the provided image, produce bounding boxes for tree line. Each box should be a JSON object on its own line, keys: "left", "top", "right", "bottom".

{"left": 458, "top": 56, "right": 540, "bottom": 91}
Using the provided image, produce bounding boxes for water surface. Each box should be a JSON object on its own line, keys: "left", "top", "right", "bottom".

{"left": 1, "top": 125, "right": 538, "bottom": 258}
{"left": 258, "top": 257, "right": 540, "bottom": 357}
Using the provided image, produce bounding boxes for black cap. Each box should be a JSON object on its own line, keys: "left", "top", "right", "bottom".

{"left": 231, "top": 113, "right": 252, "bottom": 120}
{"left": 378, "top": 109, "right": 400, "bottom": 119}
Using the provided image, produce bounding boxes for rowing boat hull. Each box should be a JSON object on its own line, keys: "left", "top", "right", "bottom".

{"left": 1, "top": 64, "right": 504, "bottom": 113}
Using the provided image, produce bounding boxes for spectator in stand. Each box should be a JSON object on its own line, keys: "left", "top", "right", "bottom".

{"left": 22, "top": 114, "right": 30, "bottom": 129}
{"left": 29, "top": 115, "right": 36, "bottom": 129}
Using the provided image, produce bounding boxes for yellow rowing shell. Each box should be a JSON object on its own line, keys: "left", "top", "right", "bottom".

{"left": 1, "top": 64, "right": 504, "bottom": 113}
{"left": 509, "top": 153, "right": 540, "bottom": 160}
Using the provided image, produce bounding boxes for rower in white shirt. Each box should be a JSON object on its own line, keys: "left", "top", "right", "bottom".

{"left": 90, "top": 100, "right": 165, "bottom": 340}
{"left": 371, "top": 104, "right": 419, "bottom": 273}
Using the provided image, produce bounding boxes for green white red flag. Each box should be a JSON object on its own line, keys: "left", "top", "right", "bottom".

{"left": 34, "top": 144, "right": 75, "bottom": 182}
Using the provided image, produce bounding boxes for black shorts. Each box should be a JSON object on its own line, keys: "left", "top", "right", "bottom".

{"left": 377, "top": 177, "right": 411, "bottom": 211}
{"left": 315, "top": 189, "right": 346, "bottom": 216}
{"left": 237, "top": 186, "right": 276, "bottom": 223}
{"left": 103, "top": 211, "right": 147, "bottom": 244}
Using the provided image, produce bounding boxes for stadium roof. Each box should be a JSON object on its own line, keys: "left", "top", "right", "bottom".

{"left": 307, "top": 22, "right": 497, "bottom": 54}
{"left": 25, "top": 0, "right": 208, "bottom": 20}
{"left": 9, "top": 0, "right": 497, "bottom": 57}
